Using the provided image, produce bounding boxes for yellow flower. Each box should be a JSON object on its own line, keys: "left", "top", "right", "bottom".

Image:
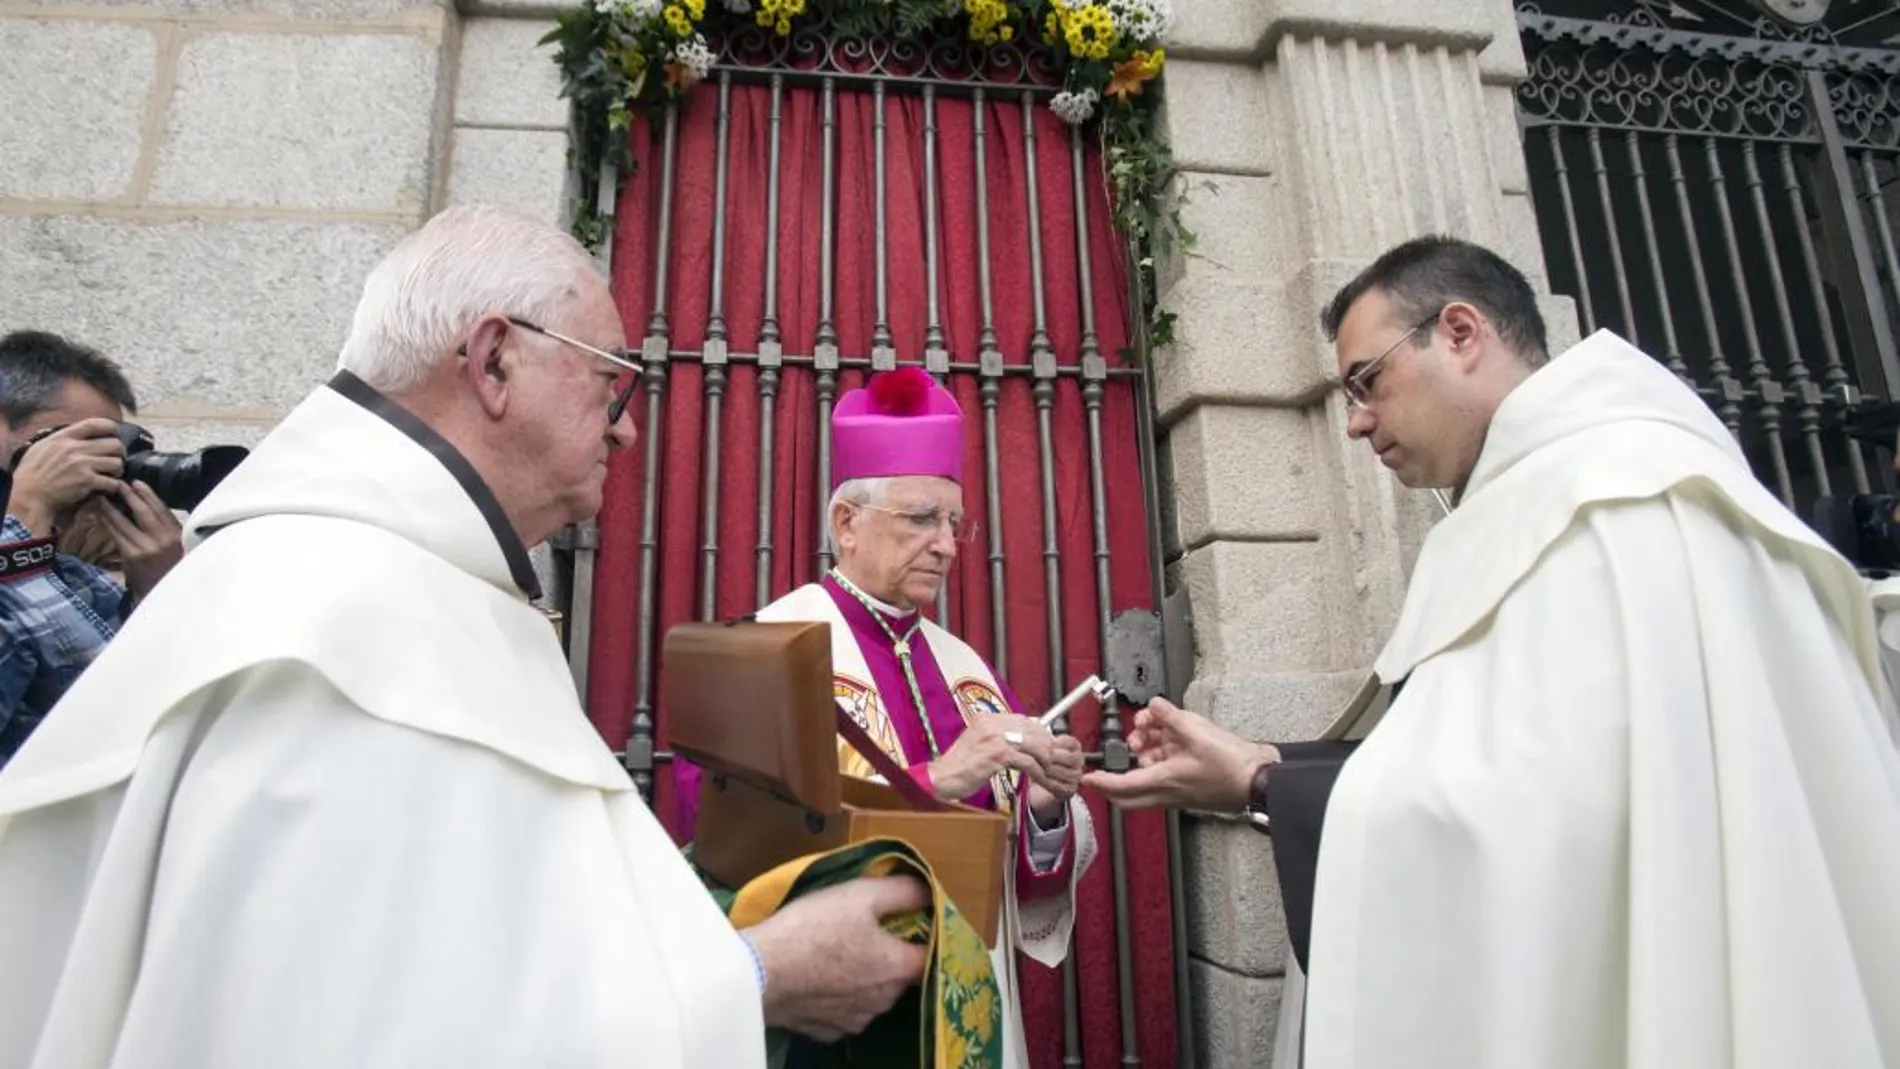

{"left": 775, "top": 16, "right": 790, "bottom": 33}
{"left": 663, "top": 4, "right": 691, "bottom": 36}
{"left": 1063, "top": 4, "right": 1116, "bottom": 60}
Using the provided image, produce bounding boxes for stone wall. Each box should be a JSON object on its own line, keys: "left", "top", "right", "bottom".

{"left": 1153, "top": 2, "right": 1579, "bottom": 1065}
{"left": 0, "top": 0, "right": 575, "bottom": 454}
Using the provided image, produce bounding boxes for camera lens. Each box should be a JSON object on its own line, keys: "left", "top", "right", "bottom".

{"left": 123, "top": 446, "right": 248, "bottom": 512}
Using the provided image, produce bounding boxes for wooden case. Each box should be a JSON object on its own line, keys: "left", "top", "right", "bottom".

{"left": 665, "top": 619, "right": 1008, "bottom": 947}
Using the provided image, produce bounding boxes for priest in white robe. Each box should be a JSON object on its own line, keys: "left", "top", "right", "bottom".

{"left": 1087, "top": 235, "right": 1900, "bottom": 1069}
{"left": 684, "top": 365, "right": 1097, "bottom": 1069}
{"left": 0, "top": 204, "right": 928, "bottom": 1069}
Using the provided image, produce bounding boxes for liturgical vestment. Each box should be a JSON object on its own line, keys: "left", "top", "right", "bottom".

{"left": 1262, "top": 330, "right": 1900, "bottom": 1069}
{"left": 0, "top": 373, "right": 764, "bottom": 1069}
{"left": 746, "top": 575, "right": 1097, "bottom": 1069}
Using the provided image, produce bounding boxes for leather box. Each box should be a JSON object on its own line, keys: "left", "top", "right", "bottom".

{"left": 665, "top": 619, "right": 1008, "bottom": 947}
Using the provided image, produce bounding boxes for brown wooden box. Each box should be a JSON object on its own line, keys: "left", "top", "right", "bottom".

{"left": 665, "top": 619, "right": 1008, "bottom": 947}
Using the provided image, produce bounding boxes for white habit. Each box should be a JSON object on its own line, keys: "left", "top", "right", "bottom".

{"left": 1290, "top": 331, "right": 1900, "bottom": 1069}
{"left": 0, "top": 373, "right": 765, "bottom": 1069}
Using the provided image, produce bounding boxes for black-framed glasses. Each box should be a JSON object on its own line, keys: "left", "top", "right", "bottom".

{"left": 503, "top": 316, "right": 644, "bottom": 424}
{"left": 1344, "top": 310, "right": 1442, "bottom": 410}
{"left": 857, "top": 503, "right": 982, "bottom": 545}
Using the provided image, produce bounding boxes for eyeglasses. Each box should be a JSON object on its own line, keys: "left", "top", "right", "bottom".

{"left": 460, "top": 316, "right": 644, "bottom": 425}
{"left": 857, "top": 503, "right": 981, "bottom": 545}
{"left": 506, "top": 317, "right": 644, "bottom": 425}
{"left": 1343, "top": 310, "right": 1441, "bottom": 410}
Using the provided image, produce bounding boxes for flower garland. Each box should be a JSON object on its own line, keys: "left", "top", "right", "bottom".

{"left": 543, "top": 0, "right": 1194, "bottom": 357}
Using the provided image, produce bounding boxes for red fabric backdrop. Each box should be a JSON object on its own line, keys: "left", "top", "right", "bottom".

{"left": 585, "top": 80, "right": 1178, "bottom": 1069}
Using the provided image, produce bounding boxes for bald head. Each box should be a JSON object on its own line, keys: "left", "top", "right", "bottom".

{"left": 337, "top": 205, "right": 607, "bottom": 395}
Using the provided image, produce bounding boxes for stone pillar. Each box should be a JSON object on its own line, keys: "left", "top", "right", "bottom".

{"left": 0, "top": 0, "right": 574, "bottom": 455}
{"left": 1151, "top": 2, "right": 1577, "bottom": 1065}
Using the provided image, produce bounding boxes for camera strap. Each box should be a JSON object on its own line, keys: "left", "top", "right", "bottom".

{"left": 0, "top": 535, "right": 58, "bottom": 582}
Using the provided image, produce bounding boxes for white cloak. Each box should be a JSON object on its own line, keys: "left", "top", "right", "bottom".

{"left": 755, "top": 582, "right": 1097, "bottom": 1069}
{"left": 1295, "top": 331, "right": 1900, "bottom": 1069}
{"left": 0, "top": 374, "right": 765, "bottom": 1069}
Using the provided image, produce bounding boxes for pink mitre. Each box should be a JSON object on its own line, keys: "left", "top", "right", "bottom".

{"left": 831, "top": 366, "right": 964, "bottom": 490}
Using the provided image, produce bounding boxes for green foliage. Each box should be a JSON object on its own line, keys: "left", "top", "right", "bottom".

{"left": 546, "top": 0, "right": 1203, "bottom": 360}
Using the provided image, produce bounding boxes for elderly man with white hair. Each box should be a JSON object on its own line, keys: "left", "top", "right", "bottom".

{"left": 0, "top": 205, "right": 926, "bottom": 1069}
{"left": 695, "top": 365, "right": 1097, "bottom": 1069}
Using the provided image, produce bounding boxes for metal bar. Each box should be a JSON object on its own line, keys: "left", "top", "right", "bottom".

{"left": 1860, "top": 152, "right": 1900, "bottom": 338}
{"left": 924, "top": 84, "right": 949, "bottom": 373}
{"left": 1786, "top": 144, "right": 1870, "bottom": 494}
{"left": 1545, "top": 126, "right": 1597, "bottom": 334}
{"left": 1624, "top": 133, "right": 1688, "bottom": 379}
{"left": 1017, "top": 91, "right": 1079, "bottom": 1069}
{"left": 709, "top": 63, "right": 1064, "bottom": 99}
{"left": 1586, "top": 128, "right": 1638, "bottom": 341}
{"left": 816, "top": 77, "right": 841, "bottom": 576}
{"left": 1807, "top": 69, "right": 1900, "bottom": 402}
{"left": 756, "top": 74, "right": 787, "bottom": 606}
{"left": 974, "top": 88, "right": 1009, "bottom": 680}
{"left": 1665, "top": 134, "right": 1745, "bottom": 433}
{"left": 1706, "top": 136, "right": 1795, "bottom": 506}
{"left": 1123, "top": 230, "right": 1193, "bottom": 1069}
{"left": 1071, "top": 120, "right": 1141, "bottom": 1069}
{"left": 630, "top": 104, "right": 681, "bottom": 799}
{"left": 872, "top": 80, "right": 895, "bottom": 368}
{"left": 1743, "top": 141, "right": 1829, "bottom": 497}
{"left": 565, "top": 521, "right": 598, "bottom": 694}
{"left": 924, "top": 84, "right": 950, "bottom": 628}
{"left": 565, "top": 153, "right": 620, "bottom": 700}
{"left": 644, "top": 349, "right": 1145, "bottom": 378}
{"left": 698, "top": 74, "right": 735, "bottom": 620}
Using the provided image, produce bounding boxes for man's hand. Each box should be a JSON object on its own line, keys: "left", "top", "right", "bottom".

{"left": 744, "top": 875, "right": 930, "bottom": 1042}
{"left": 8, "top": 419, "right": 125, "bottom": 535}
{"left": 1025, "top": 733, "right": 1085, "bottom": 823}
{"left": 1082, "top": 698, "right": 1280, "bottom": 811}
{"left": 93, "top": 481, "right": 183, "bottom": 600}
{"left": 926, "top": 713, "right": 1054, "bottom": 801}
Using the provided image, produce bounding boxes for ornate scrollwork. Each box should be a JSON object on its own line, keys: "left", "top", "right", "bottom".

{"left": 1519, "top": 0, "right": 1900, "bottom": 49}
{"left": 1518, "top": 27, "right": 1820, "bottom": 142}
{"left": 1826, "top": 67, "right": 1900, "bottom": 148}
{"left": 710, "top": 7, "right": 1063, "bottom": 88}
{"left": 1518, "top": 1, "right": 1900, "bottom": 72}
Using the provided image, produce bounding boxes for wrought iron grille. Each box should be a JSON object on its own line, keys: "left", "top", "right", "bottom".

{"left": 562, "top": 13, "right": 1190, "bottom": 1069}
{"left": 1517, "top": 0, "right": 1900, "bottom": 517}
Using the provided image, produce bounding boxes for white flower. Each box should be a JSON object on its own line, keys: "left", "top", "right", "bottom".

{"left": 673, "top": 35, "right": 715, "bottom": 81}
{"left": 1050, "top": 88, "right": 1098, "bottom": 125}
{"left": 723, "top": 0, "right": 750, "bottom": 11}
{"left": 611, "top": 0, "right": 663, "bottom": 19}
{"left": 1104, "top": 0, "right": 1171, "bottom": 43}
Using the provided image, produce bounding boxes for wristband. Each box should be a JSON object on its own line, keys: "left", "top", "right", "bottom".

{"left": 0, "top": 536, "right": 57, "bottom": 582}
{"left": 1243, "top": 761, "right": 1274, "bottom": 832}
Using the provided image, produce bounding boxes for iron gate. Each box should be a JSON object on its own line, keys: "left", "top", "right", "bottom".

{"left": 1516, "top": 0, "right": 1900, "bottom": 518}
{"left": 553, "top": 16, "right": 1190, "bottom": 1069}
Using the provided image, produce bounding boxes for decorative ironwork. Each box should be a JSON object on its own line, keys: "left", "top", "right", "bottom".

{"left": 711, "top": 10, "right": 1064, "bottom": 90}
{"left": 1518, "top": 1, "right": 1900, "bottom": 525}
{"left": 1521, "top": 0, "right": 1900, "bottom": 47}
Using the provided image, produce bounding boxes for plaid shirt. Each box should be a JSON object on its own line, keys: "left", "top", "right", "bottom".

{"left": 0, "top": 514, "right": 125, "bottom": 765}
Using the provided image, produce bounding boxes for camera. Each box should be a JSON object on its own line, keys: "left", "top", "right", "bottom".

{"left": 1811, "top": 493, "right": 1900, "bottom": 575}
{"left": 10, "top": 421, "right": 247, "bottom": 513}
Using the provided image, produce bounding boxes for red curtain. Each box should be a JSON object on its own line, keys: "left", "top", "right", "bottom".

{"left": 585, "top": 79, "right": 1178, "bottom": 1069}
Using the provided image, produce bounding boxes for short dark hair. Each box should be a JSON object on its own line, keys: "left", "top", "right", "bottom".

{"left": 1320, "top": 236, "right": 1549, "bottom": 365}
{"left": 0, "top": 330, "right": 138, "bottom": 426}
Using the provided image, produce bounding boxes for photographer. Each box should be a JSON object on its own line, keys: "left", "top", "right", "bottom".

{"left": 0, "top": 330, "right": 182, "bottom": 765}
